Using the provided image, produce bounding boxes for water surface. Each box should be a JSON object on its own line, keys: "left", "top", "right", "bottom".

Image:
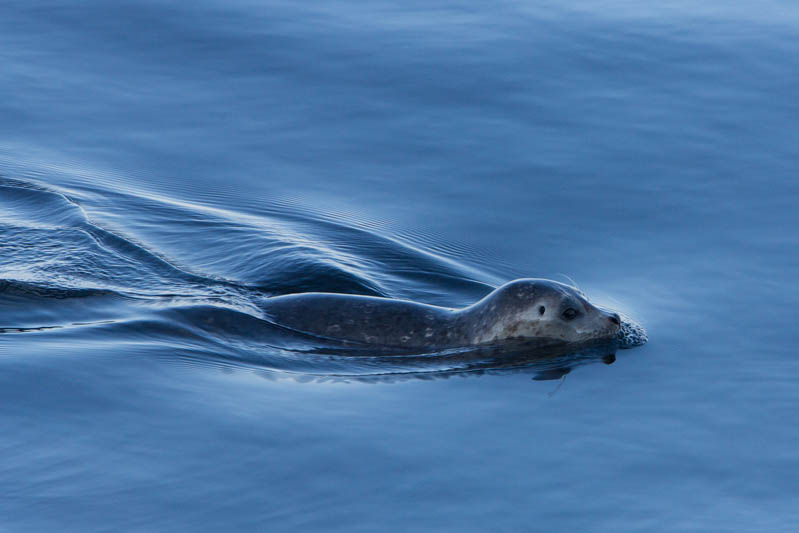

{"left": 1, "top": 1, "right": 798, "bottom": 531}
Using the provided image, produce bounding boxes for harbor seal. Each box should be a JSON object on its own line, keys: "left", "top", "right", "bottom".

{"left": 261, "top": 278, "right": 621, "bottom": 350}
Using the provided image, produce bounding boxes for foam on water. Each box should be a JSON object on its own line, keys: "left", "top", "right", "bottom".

{"left": 617, "top": 318, "right": 648, "bottom": 348}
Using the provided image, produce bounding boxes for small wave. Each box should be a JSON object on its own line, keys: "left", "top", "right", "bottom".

{"left": 0, "top": 178, "right": 88, "bottom": 229}
{"left": 0, "top": 278, "right": 118, "bottom": 300}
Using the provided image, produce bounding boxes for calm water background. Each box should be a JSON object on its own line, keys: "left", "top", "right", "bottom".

{"left": 1, "top": 1, "right": 798, "bottom": 530}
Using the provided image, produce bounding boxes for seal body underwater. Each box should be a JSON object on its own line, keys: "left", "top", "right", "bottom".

{"left": 261, "top": 278, "right": 621, "bottom": 350}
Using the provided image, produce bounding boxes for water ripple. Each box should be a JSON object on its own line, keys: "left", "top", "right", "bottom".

{"left": 0, "top": 175, "right": 632, "bottom": 380}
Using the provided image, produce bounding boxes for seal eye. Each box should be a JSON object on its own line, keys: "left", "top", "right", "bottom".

{"left": 538, "top": 306, "right": 545, "bottom": 315}
{"left": 562, "top": 308, "right": 578, "bottom": 321}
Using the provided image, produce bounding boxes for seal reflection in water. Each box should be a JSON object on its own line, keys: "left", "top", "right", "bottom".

{"left": 261, "top": 278, "right": 622, "bottom": 352}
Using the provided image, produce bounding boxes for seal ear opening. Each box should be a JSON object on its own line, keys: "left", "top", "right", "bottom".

{"left": 538, "top": 306, "right": 545, "bottom": 316}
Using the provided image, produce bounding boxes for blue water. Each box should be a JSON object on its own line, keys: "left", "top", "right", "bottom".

{"left": 1, "top": 1, "right": 798, "bottom": 530}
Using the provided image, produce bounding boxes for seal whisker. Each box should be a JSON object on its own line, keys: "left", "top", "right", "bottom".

{"left": 555, "top": 273, "right": 581, "bottom": 292}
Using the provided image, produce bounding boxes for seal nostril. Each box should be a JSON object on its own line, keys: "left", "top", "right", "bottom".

{"left": 609, "top": 314, "right": 620, "bottom": 326}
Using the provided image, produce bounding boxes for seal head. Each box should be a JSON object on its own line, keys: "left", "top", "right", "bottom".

{"left": 465, "top": 279, "right": 621, "bottom": 345}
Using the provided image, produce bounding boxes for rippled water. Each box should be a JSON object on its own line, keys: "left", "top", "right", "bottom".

{"left": 2, "top": 174, "right": 633, "bottom": 379}
{"left": 1, "top": 1, "right": 798, "bottom": 531}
